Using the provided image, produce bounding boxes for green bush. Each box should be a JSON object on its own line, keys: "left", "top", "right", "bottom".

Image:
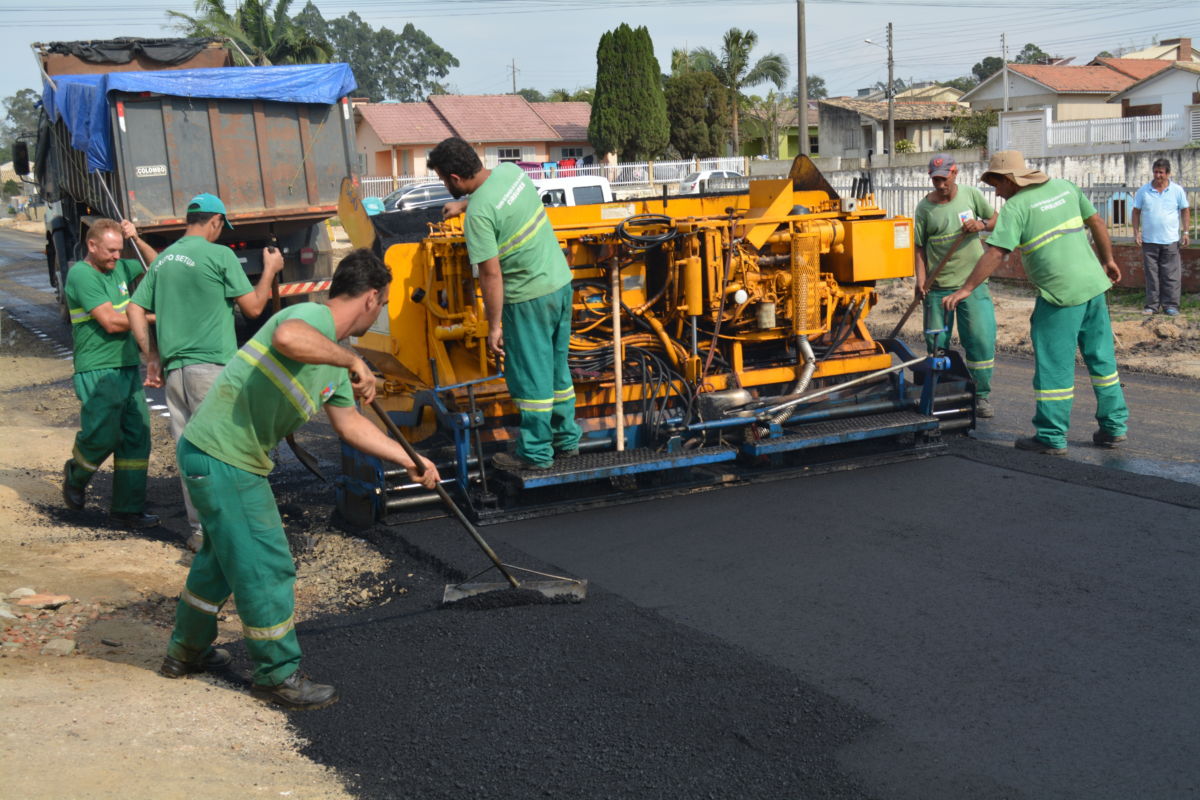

{"left": 894, "top": 138, "right": 916, "bottom": 154}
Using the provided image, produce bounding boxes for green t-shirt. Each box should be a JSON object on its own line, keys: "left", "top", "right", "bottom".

{"left": 914, "top": 185, "right": 995, "bottom": 289}
{"left": 131, "top": 236, "right": 253, "bottom": 372}
{"left": 65, "top": 258, "right": 144, "bottom": 373}
{"left": 182, "top": 303, "right": 354, "bottom": 476}
{"left": 464, "top": 162, "right": 571, "bottom": 304}
{"left": 987, "top": 179, "right": 1111, "bottom": 307}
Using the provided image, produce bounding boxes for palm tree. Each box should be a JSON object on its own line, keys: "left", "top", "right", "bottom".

{"left": 695, "top": 28, "right": 789, "bottom": 154}
{"left": 168, "top": 0, "right": 332, "bottom": 66}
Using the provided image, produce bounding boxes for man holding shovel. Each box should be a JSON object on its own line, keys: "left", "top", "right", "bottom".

{"left": 913, "top": 154, "right": 998, "bottom": 417}
{"left": 159, "top": 249, "right": 440, "bottom": 710}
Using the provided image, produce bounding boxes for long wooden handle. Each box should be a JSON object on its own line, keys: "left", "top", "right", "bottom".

{"left": 368, "top": 399, "right": 519, "bottom": 589}
{"left": 888, "top": 230, "right": 970, "bottom": 340}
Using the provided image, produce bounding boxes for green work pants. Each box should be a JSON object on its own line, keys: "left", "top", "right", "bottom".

{"left": 924, "top": 284, "right": 996, "bottom": 398}
{"left": 502, "top": 282, "right": 582, "bottom": 466}
{"left": 66, "top": 365, "right": 150, "bottom": 513}
{"left": 167, "top": 437, "right": 301, "bottom": 687}
{"left": 1029, "top": 294, "right": 1129, "bottom": 449}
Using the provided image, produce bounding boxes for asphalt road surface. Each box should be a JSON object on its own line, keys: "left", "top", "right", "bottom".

{"left": 4, "top": 227, "right": 1199, "bottom": 799}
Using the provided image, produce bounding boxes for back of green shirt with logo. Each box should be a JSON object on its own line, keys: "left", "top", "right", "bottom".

{"left": 132, "top": 236, "right": 253, "bottom": 372}
{"left": 914, "top": 185, "right": 995, "bottom": 289}
{"left": 987, "top": 179, "right": 1110, "bottom": 307}
{"left": 66, "top": 258, "right": 143, "bottom": 373}
{"left": 182, "top": 303, "right": 354, "bottom": 476}
{"left": 465, "top": 162, "right": 571, "bottom": 304}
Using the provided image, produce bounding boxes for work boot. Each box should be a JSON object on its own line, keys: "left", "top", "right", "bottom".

{"left": 251, "top": 671, "right": 339, "bottom": 711}
{"left": 160, "top": 647, "right": 232, "bottom": 679}
{"left": 1092, "top": 429, "right": 1127, "bottom": 448}
{"left": 492, "top": 451, "right": 553, "bottom": 472}
{"left": 1142, "top": 305, "right": 1157, "bottom": 315}
{"left": 1014, "top": 436, "right": 1067, "bottom": 456}
{"left": 975, "top": 397, "right": 994, "bottom": 419}
{"left": 110, "top": 511, "right": 161, "bottom": 529}
{"left": 555, "top": 448, "right": 580, "bottom": 459}
{"left": 62, "top": 460, "right": 85, "bottom": 510}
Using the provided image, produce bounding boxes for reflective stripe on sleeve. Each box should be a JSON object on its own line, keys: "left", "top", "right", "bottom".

{"left": 236, "top": 339, "right": 318, "bottom": 419}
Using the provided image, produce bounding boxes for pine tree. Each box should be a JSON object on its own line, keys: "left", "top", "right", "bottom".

{"left": 589, "top": 24, "right": 669, "bottom": 161}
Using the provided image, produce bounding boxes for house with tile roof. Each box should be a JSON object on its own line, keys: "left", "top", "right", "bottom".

{"left": 816, "top": 98, "right": 969, "bottom": 159}
{"left": 960, "top": 60, "right": 1172, "bottom": 121}
{"left": 355, "top": 96, "right": 595, "bottom": 180}
{"left": 1107, "top": 61, "right": 1200, "bottom": 119}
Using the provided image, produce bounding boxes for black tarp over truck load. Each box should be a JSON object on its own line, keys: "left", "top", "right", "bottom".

{"left": 23, "top": 39, "right": 358, "bottom": 314}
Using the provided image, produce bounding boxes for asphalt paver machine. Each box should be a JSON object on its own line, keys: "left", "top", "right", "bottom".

{"left": 337, "top": 156, "right": 976, "bottom": 524}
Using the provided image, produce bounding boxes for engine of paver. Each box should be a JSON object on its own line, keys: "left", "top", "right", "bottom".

{"left": 337, "top": 155, "right": 976, "bottom": 524}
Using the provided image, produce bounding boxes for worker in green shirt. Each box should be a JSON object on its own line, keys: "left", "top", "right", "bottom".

{"left": 128, "top": 193, "right": 284, "bottom": 550}
{"left": 61, "top": 218, "right": 160, "bottom": 527}
{"left": 160, "top": 249, "right": 441, "bottom": 711}
{"left": 943, "top": 150, "right": 1129, "bottom": 455}
{"left": 429, "top": 136, "right": 581, "bottom": 471}
{"left": 914, "top": 153, "right": 999, "bottom": 418}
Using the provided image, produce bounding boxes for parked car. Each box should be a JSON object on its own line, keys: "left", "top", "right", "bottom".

{"left": 677, "top": 170, "right": 744, "bottom": 195}
{"left": 533, "top": 176, "right": 614, "bottom": 207}
{"left": 382, "top": 182, "right": 453, "bottom": 212}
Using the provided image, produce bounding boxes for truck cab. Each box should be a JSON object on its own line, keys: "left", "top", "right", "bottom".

{"left": 532, "top": 176, "right": 613, "bottom": 207}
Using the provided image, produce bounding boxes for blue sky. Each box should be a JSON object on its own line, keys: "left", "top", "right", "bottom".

{"left": 0, "top": 0, "right": 1195, "bottom": 104}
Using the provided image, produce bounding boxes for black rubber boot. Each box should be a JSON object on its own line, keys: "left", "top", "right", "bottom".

{"left": 251, "top": 672, "right": 339, "bottom": 711}
{"left": 160, "top": 647, "right": 232, "bottom": 679}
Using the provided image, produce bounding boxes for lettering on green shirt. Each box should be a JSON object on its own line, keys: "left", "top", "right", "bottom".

{"left": 464, "top": 162, "right": 571, "bottom": 304}
{"left": 182, "top": 303, "right": 354, "bottom": 476}
{"left": 987, "top": 179, "right": 1111, "bottom": 307}
{"left": 131, "top": 236, "right": 253, "bottom": 372}
{"left": 914, "top": 185, "right": 995, "bottom": 289}
{"left": 65, "top": 258, "right": 144, "bottom": 373}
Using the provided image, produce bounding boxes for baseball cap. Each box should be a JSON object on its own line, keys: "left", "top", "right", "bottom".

{"left": 187, "top": 193, "right": 235, "bottom": 229}
{"left": 927, "top": 154, "right": 955, "bottom": 177}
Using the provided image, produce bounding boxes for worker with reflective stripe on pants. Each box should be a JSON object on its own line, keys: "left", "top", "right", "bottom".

{"left": 502, "top": 282, "right": 579, "bottom": 465}
{"left": 428, "top": 136, "right": 581, "bottom": 470}
{"left": 160, "top": 250, "right": 440, "bottom": 711}
{"left": 61, "top": 217, "right": 160, "bottom": 528}
{"left": 943, "top": 150, "right": 1129, "bottom": 455}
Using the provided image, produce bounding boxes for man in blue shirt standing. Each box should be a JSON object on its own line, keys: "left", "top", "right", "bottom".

{"left": 1132, "top": 158, "right": 1190, "bottom": 316}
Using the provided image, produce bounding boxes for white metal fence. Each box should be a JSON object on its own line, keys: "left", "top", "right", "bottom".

{"left": 989, "top": 108, "right": 1200, "bottom": 156}
{"left": 827, "top": 175, "right": 1199, "bottom": 241}
{"left": 358, "top": 156, "right": 747, "bottom": 198}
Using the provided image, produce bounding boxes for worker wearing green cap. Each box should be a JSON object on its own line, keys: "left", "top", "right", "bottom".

{"left": 128, "top": 192, "right": 284, "bottom": 551}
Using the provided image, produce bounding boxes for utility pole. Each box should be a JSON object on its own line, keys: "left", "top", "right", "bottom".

{"left": 1001, "top": 34, "right": 1009, "bottom": 112}
{"left": 797, "top": 0, "right": 809, "bottom": 156}
{"left": 510, "top": 59, "right": 518, "bottom": 94}
{"left": 886, "top": 22, "right": 895, "bottom": 167}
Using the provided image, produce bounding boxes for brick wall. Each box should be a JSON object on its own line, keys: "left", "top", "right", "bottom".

{"left": 991, "top": 244, "right": 1199, "bottom": 293}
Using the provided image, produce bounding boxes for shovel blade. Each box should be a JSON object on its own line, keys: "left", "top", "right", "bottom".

{"left": 442, "top": 579, "right": 588, "bottom": 605}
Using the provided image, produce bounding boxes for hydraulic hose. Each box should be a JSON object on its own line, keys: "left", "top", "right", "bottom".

{"left": 768, "top": 335, "right": 816, "bottom": 425}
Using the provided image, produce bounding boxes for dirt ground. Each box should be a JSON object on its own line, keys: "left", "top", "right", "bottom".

{"left": 1, "top": 220, "right": 1196, "bottom": 797}
{"left": 869, "top": 276, "right": 1200, "bottom": 380}
{"left": 0, "top": 308, "right": 397, "bottom": 798}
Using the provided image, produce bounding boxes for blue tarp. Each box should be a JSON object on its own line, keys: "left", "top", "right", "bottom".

{"left": 42, "top": 63, "right": 357, "bottom": 173}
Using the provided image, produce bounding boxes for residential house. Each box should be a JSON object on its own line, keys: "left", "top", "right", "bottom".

{"left": 817, "top": 98, "right": 969, "bottom": 158}
{"left": 1113, "top": 36, "right": 1197, "bottom": 63}
{"left": 1107, "top": 61, "right": 1200, "bottom": 118}
{"left": 855, "top": 82, "right": 964, "bottom": 104}
{"left": 741, "top": 101, "right": 819, "bottom": 159}
{"left": 355, "top": 95, "right": 595, "bottom": 179}
{"left": 959, "top": 62, "right": 1167, "bottom": 121}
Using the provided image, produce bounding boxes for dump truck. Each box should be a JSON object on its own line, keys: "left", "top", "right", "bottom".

{"left": 334, "top": 156, "right": 978, "bottom": 525}
{"left": 14, "top": 38, "right": 358, "bottom": 316}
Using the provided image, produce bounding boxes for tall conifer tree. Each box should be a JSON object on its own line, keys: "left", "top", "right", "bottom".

{"left": 589, "top": 24, "right": 668, "bottom": 160}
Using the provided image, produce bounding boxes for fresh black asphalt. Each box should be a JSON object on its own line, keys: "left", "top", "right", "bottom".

{"left": 262, "top": 438, "right": 1200, "bottom": 800}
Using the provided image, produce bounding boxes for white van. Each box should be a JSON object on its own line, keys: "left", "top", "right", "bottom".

{"left": 533, "top": 176, "right": 614, "bottom": 207}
